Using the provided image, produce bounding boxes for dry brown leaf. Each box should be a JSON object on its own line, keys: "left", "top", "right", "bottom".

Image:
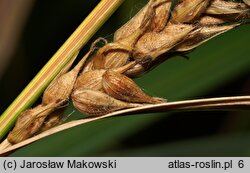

{"left": 1, "top": 95, "right": 250, "bottom": 156}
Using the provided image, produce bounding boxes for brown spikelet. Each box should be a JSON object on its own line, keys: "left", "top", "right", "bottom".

{"left": 199, "top": 15, "right": 227, "bottom": 26}
{"left": 114, "top": 0, "right": 172, "bottom": 41}
{"left": 92, "top": 26, "right": 148, "bottom": 70}
{"left": 40, "top": 108, "right": 66, "bottom": 131}
{"left": 114, "top": 0, "right": 155, "bottom": 41}
{"left": 150, "top": 0, "right": 172, "bottom": 32}
{"left": 72, "top": 89, "right": 141, "bottom": 116}
{"left": 124, "top": 23, "right": 197, "bottom": 77}
{"left": 206, "top": 0, "right": 249, "bottom": 16}
{"left": 42, "top": 70, "right": 77, "bottom": 104}
{"left": 42, "top": 51, "right": 89, "bottom": 105}
{"left": 81, "top": 60, "right": 94, "bottom": 73}
{"left": 124, "top": 63, "right": 147, "bottom": 78}
{"left": 171, "top": 0, "right": 210, "bottom": 23}
{"left": 7, "top": 101, "right": 65, "bottom": 144}
{"left": 176, "top": 23, "right": 239, "bottom": 52}
{"left": 134, "top": 23, "right": 196, "bottom": 60}
{"left": 40, "top": 51, "right": 90, "bottom": 132}
{"left": 92, "top": 0, "right": 156, "bottom": 70}
{"left": 102, "top": 70, "right": 166, "bottom": 104}
{"left": 74, "top": 61, "right": 136, "bottom": 91}
{"left": 74, "top": 69, "right": 106, "bottom": 91}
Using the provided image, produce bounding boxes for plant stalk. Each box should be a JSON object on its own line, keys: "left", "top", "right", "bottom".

{"left": 0, "top": 0, "right": 124, "bottom": 141}
{"left": 1, "top": 95, "right": 249, "bottom": 156}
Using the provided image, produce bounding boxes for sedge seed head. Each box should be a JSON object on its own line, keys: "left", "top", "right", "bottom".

{"left": 114, "top": 0, "right": 152, "bottom": 41}
{"left": 102, "top": 70, "right": 166, "bottom": 104}
{"left": 199, "top": 15, "right": 227, "bottom": 26}
{"left": 42, "top": 70, "right": 77, "bottom": 105}
{"left": 171, "top": 0, "right": 210, "bottom": 23}
{"left": 150, "top": 0, "right": 172, "bottom": 32}
{"left": 176, "top": 24, "right": 239, "bottom": 52}
{"left": 7, "top": 102, "right": 64, "bottom": 144}
{"left": 74, "top": 69, "right": 105, "bottom": 91}
{"left": 71, "top": 89, "right": 141, "bottom": 116}
{"left": 134, "top": 23, "right": 196, "bottom": 60}
{"left": 40, "top": 108, "right": 66, "bottom": 131}
{"left": 206, "top": 0, "right": 249, "bottom": 15}
{"left": 42, "top": 52, "right": 88, "bottom": 105}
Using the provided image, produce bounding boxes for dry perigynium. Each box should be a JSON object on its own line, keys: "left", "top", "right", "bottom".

{"left": 72, "top": 89, "right": 141, "bottom": 116}
{"left": 7, "top": 0, "right": 250, "bottom": 144}
{"left": 7, "top": 101, "right": 66, "bottom": 144}
{"left": 7, "top": 51, "right": 89, "bottom": 143}
{"left": 102, "top": 70, "right": 166, "bottom": 104}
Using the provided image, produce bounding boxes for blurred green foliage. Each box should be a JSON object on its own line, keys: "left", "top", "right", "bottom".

{"left": 0, "top": 0, "right": 249, "bottom": 156}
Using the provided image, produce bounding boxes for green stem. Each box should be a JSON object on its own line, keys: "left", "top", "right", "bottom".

{"left": 0, "top": 0, "right": 124, "bottom": 141}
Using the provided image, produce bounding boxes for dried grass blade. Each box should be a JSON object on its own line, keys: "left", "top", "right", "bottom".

{"left": 0, "top": 95, "right": 249, "bottom": 156}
